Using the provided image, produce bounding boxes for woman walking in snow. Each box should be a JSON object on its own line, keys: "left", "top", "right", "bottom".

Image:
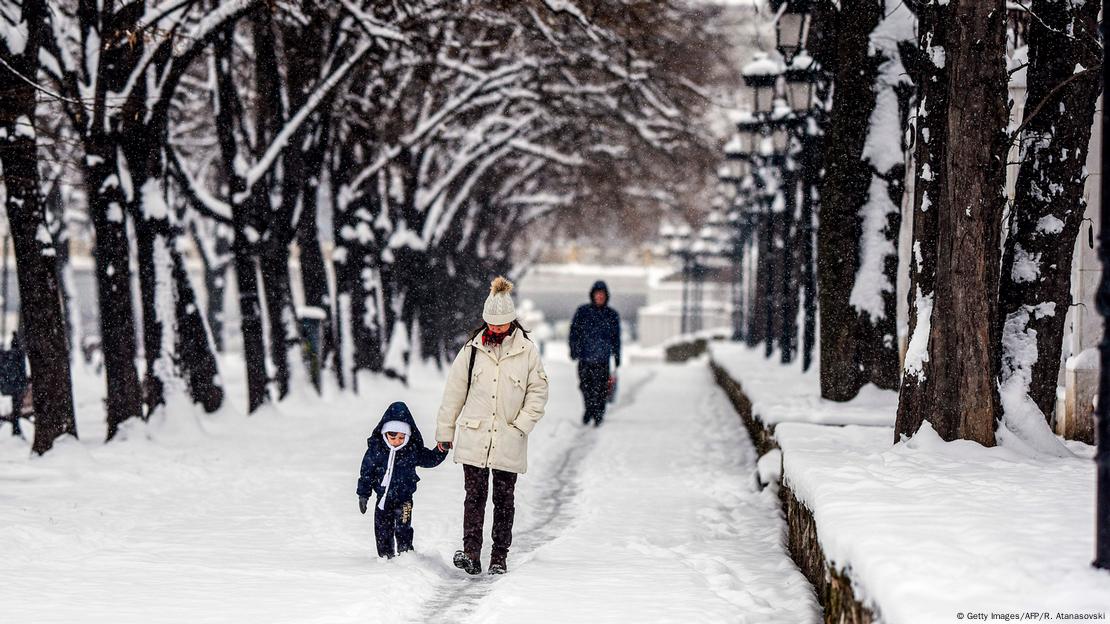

{"left": 435, "top": 277, "right": 549, "bottom": 575}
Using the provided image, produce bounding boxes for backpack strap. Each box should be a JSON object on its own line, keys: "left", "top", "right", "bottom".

{"left": 463, "top": 344, "right": 478, "bottom": 403}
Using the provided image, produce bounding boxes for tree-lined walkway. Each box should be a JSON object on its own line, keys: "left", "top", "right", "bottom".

{"left": 0, "top": 354, "right": 814, "bottom": 623}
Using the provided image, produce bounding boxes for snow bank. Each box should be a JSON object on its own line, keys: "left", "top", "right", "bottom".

{"left": 777, "top": 422, "right": 1110, "bottom": 623}
{"left": 709, "top": 342, "right": 898, "bottom": 427}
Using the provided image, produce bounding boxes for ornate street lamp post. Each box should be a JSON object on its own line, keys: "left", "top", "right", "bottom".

{"left": 660, "top": 222, "right": 695, "bottom": 334}
{"left": 774, "top": 0, "right": 813, "bottom": 65}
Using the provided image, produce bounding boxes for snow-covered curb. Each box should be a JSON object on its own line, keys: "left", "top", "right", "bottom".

{"left": 709, "top": 349, "right": 1110, "bottom": 624}
{"left": 778, "top": 423, "right": 1110, "bottom": 623}
{"left": 709, "top": 343, "right": 897, "bottom": 428}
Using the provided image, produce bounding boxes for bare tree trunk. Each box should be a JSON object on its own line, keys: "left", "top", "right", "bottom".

{"left": 86, "top": 147, "right": 145, "bottom": 438}
{"left": 127, "top": 142, "right": 224, "bottom": 415}
{"left": 132, "top": 182, "right": 223, "bottom": 410}
{"left": 747, "top": 213, "right": 768, "bottom": 347}
{"left": 293, "top": 112, "right": 334, "bottom": 380}
{"left": 296, "top": 173, "right": 332, "bottom": 366}
{"left": 252, "top": 10, "right": 301, "bottom": 400}
{"left": 1, "top": 1, "right": 78, "bottom": 453}
{"left": 997, "top": 0, "right": 1102, "bottom": 434}
{"left": 900, "top": 0, "right": 1008, "bottom": 445}
{"left": 854, "top": 25, "right": 914, "bottom": 391}
{"left": 896, "top": 0, "right": 948, "bottom": 441}
{"left": 191, "top": 222, "right": 232, "bottom": 353}
{"left": 817, "top": 0, "right": 884, "bottom": 400}
{"left": 212, "top": 27, "right": 270, "bottom": 411}
{"left": 779, "top": 166, "right": 800, "bottom": 363}
{"left": 234, "top": 240, "right": 270, "bottom": 411}
{"left": 259, "top": 242, "right": 296, "bottom": 398}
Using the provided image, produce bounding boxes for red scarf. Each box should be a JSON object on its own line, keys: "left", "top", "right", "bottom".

{"left": 482, "top": 328, "right": 509, "bottom": 346}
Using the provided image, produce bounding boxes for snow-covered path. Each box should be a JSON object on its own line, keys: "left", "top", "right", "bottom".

{"left": 0, "top": 353, "right": 815, "bottom": 623}
{"left": 460, "top": 361, "right": 819, "bottom": 624}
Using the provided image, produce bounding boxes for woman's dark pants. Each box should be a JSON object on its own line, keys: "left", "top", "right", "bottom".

{"left": 374, "top": 498, "right": 414, "bottom": 558}
{"left": 578, "top": 361, "right": 610, "bottom": 424}
{"left": 463, "top": 465, "right": 518, "bottom": 562}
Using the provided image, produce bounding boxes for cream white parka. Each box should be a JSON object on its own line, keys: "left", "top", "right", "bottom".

{"left": 435, "top": 328, "right": 549, "bottom": 474}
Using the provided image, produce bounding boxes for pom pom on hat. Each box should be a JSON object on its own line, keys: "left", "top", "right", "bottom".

{"left": 483, "top": 276, "right": 517, "bottom": 325}
{"left": 490, "top": 276, "right": 513, "bottom": 295}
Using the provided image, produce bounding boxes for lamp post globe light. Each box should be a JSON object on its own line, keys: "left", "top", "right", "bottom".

{"left": 732, "top": 0, "right": 826, "bottom": 368}
{"left": 742, "top": 52, "right": 784, "bottom": 113}
{"left": 784, "top": 52, "right": 820, "bottom": 114}
{"left": 772, "top": 0, "right": 813, "bottom": 65}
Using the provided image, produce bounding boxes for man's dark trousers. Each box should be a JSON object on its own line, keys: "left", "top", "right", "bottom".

{"left": 374, "top": 498, "right": 414, "bottom": 558}
{"left": 463, "top": 465, "right": 518, "bottom": 559}
{"left": 578, "top": 361, "right": 609, "bottom": 425}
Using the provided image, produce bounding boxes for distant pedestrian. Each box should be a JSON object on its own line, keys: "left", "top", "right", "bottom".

{"left": 435, "top": 276, "right": 549, "bottom": 575}
{"left": 356, "top": 402, "right": 448, "bottom": 559}
{"left": 568, "top": 281, "right": 621, "bottom": 426}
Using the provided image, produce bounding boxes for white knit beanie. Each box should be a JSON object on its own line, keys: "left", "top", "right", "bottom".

{"left": 381, "top": 421, "right": 411, "bottom": 437}
{"left": 482, "top": 276, "right": 517, "bottom": 325}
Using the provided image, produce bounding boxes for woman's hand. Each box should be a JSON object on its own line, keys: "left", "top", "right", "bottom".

{"left": 359, "top": 496, "right": 368, "bottom": 514}
{"left": 437, "top": 441, "right": 452, "bottom": 452}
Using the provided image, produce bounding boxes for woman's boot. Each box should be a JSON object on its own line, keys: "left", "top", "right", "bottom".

{"left": 453, "top": 550, "right": 481, "bottom": 575}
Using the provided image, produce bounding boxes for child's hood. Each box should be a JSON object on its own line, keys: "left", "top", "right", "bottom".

{"left": 368, "top": 402, "right": 426, "bottom": 449}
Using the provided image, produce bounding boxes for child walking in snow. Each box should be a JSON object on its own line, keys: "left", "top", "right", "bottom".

{"left": 357, "top": 402, "right": 448, "bottom": 558}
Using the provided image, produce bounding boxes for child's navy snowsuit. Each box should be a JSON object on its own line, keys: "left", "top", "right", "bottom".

{"left": 357, "top": 402, "right": 447, "bottom": 558}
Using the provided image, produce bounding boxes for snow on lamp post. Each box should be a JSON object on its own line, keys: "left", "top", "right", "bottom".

{"left": 742, "top": 52, "right": 784, "bottom": 114}
{"left": 783, "top": 52, "right": 820, "bottom": 114}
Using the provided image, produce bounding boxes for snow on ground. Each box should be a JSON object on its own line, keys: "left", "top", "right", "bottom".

{"left": 463, "top": 362, "right": 818, "bottom": 624}
{"left": 710, "top": 342, "right": 898, "bottom": 427}
{"left": 710, "top": 342, "right": 1110, "bottom": 623}
{"left": 777, "top": 423, "right": 1110, "bottom": 624}
{"left": 0, "top": 346, "right": 813, "bottom": 623}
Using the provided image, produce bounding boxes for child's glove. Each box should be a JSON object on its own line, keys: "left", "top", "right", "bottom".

{"left": 437, "top": 442, "right": 452, "bottom": 452}
{"left": 359, "top": 496, "right": 368, "bottom": 514}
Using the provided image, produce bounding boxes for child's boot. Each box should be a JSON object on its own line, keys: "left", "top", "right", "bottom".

{"left": 395, "top": 501, "right": 414, "bottom": 554}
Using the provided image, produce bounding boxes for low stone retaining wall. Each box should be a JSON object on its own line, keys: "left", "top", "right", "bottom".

{"left": 709, "top": 360, "right": 776, "bottom": 456}
{"left": 665, "top": 338, "right": 708, "bottom": 363}
{"left": 711, "top": 359, "right": 877, "bottom": 624}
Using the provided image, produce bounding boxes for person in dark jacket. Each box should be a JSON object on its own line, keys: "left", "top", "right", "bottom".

{"left": 357, "top": 402, "right": 448, "bottom": 558}
{"left": 568, "top": 281, "right": 621, "bottom": 426}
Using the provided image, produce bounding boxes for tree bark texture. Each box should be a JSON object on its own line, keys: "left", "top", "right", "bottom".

{"left": 817, "top": 0, "right": 884, "bottom": 401}
{"left": 748, "top": 213, "right": 769, "bottom": 347}
{"left": 191, "top": 222, "right": 232, "bottom": 353}
{"left": 900, "top": 0, "right": 1009, "bottom": 445}
{"left": 74, "top": 5, "right": 147, "bottom": 438}
{"left": 85, "top": 147, "right": 145, "bottom": 439}
{"left": 997, "top": 0, "right": 1102, "bottom": 425}
{"left": 895, "top": 0, "right": 948, "bottom": 441}
{"left": 213, "top": 27, "right": 269, "bottom": 411}
{"left": 1, "top": 1, "right": 78, "bottom": 453}
{"left": 779, "top": 165, "right": 800, "bottom": 363}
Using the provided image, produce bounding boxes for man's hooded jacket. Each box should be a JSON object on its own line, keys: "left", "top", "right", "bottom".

{"left": 569, "top": 281, "right": 622, "bottom": 367}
